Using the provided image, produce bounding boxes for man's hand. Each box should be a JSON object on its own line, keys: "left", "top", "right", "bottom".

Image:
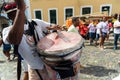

{"left": 8, "top": 0, "right": 26, "bottom": 44}
{"left": 47, "top": 25, "right": 62, "bottom": 30}
{"left": 114, "top": 25, "right": 120, "bottom": 28}
{"left": 53, "top": 25, "right": 62, "bottom": 30}
{"left": 15, "top": 0, "right": 26, "bottom": 11}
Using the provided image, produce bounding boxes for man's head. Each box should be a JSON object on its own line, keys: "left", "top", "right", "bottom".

{"left": 113, "top": 13, "right": 118, "bottom": 19}
{"left": 72, "top": 17, "right": 80, "bottom": 27}
{"left": 102, "top": 17, "right": 107, "bottom": 22}
{"left": 4, "top": 3, "right": 17, "bottom": 21}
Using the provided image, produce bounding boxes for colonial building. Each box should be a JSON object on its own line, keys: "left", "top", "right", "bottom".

{"left": 29, "top": 0, "right": 120, "bottom": 25}
{"left": 0, "top": 0, "right": 119, "bottom": 25}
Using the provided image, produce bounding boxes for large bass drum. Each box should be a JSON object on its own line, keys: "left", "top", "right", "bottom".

{"left": 37, "top": 31, "right": 84, "bottom": 79}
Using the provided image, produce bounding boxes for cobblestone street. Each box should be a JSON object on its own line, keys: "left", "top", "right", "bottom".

{"left": 80, "top": 39, "right": 120, "bottom": 80}
{"left": 0, "top": 48, "right": 17, "bottom": 80}
{"left": 0, "top": 35, "right": 120, "bottom": 80}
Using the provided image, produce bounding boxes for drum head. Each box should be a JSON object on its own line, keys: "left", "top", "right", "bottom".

{"left": 37, "top": 31, "right": 84, "bottom": 56}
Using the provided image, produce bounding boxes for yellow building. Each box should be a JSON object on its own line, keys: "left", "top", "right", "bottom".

{"left": 29, "top": 0, "right": 120, "bottom": 25}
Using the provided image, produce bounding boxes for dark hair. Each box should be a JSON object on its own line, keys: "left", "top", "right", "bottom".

{"left": 113, "top": 13, "right": 118, "bottom": 19}
{"left": 72, "top": 17, "right": 79, "bottom": 23}
{"left": 108, "top": 19, "right": 112, "bottom": 23}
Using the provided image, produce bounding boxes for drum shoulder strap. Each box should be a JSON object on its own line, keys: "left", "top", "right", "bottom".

{"left": 27, "top": 20, "right": 48, "bottom": 45}
{"left": 27, "top": 20, "right": 39, "bottom": 45}
{"left": 35, "top": 69, "right": 43, "bottom": 80}
{"left": 28, "top": 20, "right": 44, "bottom": 80}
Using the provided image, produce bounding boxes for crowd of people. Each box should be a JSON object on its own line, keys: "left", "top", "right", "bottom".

{"left": 66, "top": 13, "right": 120, "bottom": 50}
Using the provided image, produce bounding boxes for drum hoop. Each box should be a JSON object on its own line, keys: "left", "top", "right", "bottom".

{"left": 39, "top": 45, "right": 83, "bottom": 58}
{"left": 43, "top": 49, "right": 82, "bottom": 62}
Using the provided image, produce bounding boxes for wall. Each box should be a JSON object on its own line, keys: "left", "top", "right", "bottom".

{"left": 30, "top": 0, "right": 120, "bottom": 25}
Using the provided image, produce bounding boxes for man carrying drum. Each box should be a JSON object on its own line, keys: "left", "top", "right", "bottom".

{"left": 2, "top": 0, "right": 61, "bottom": 80}
{"left": 2, "top": 0, "right": 83, "bottom": 80}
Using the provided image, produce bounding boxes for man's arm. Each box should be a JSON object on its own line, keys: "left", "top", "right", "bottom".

{"left": 7, "top": 0, "right": 26, "bottom": 44}
{"left": 114, "top": 25, "right": 120, "bottom": 28}
{"left": 46, "top": 25, "right": 62, "bottom": 30}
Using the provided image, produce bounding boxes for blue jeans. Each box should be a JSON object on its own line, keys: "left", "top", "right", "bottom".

{"left": 114, "top": 33, "right": 120, "bottom": 49}
{"left": 96, "top": 34, "right": 100, "bottom": 41}
{"left": 102, "top": 32, "right": 107, "bottom": 38}
{"left": 3, "top": 43, "right": 11, "bottom": 51}
{"left": 89, "top": 32, "right": 96, "bottom": 39}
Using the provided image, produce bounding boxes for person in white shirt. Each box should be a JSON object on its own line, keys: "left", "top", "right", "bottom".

{"left": 67, "top": 17, "right": 80, "bottom": 34}
{"left": 88, "top": 19, "right": 96, "bottom": 45}
{"left": 2, "top": 0, "right": 60, "bottom": 80}
{"left": 113, "top": 14, "right": 120, "bottom": 50}
{"left": 99, "top": 18, "right": 109, "bottom": 50}
{"left": 67, "top": 17, "right": 83, "bottom": 80}
{"left": 95, "top": 20, "right": 101, "bottom": 45}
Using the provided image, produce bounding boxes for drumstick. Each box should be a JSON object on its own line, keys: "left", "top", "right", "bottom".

{"left": 57, "top": 30, "right": 70, "bottom": 42}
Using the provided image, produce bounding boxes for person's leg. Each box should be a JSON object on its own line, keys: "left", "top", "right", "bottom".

{"left": 28, "top": 67, "right": 51, "bottom": 80}
{"left": 23, "top": 72, "right": 29, "bottom": 80}
{"left": 89, "top": 38, "right": 93, "bottom": 45}
{"left": 118, "top": 34, "right": 120, "bottom": 42}
{"left": 93, "top": 33, "right": 96, "bottom": 41}
{"left": 3, "top": 44, "right": 11, "bottom": 60}
{"left": 22, "top": 60, "right": 29, "bottom": 80}
{"left": 45, "top": 65, "right": 57, "bottom": 80}
{"left": 12, "top": 45, "right": 19, "bottom": 60}
{"left": 28, "top": 68, "right": 40, "bottom": 80}
{"left": 99, "top": 34, "right": 103, "bottom": 48}
{"left": 114, "top": 33, "right": 119, "bottom": 49}
{"left": 89, "top": 33, "right": 93, "bottom": 45}
{"left": 106, "top": 33, "right": 109, "bottom": 41}
{"left": 100, "top": 32, "right": 106, "bottom": 49}
{"left": 99, "top": 37, "right": 104, "bottom": 49}
{"left": 101, "top": 33, "right": 107, "bottom": 48}
{"left": 3, "top": 50, "right": 11, "bottom": 60}
{"left": 95, "top": 34, "right": 100, "bottom": 45}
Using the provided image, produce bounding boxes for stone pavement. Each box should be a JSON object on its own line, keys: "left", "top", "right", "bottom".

{"left": 0, "top": 34, "right": 120, "bottom": 80}
{"left": 79, "top": 34, "right": 120, "bottom": 80}
{"left": 0, "top": 48, "right": 17, "bottom": 80}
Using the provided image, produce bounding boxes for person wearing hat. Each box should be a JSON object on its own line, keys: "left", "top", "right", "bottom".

{"left": 2, "top": 0, "right": 61, "bottom": 80}
{"left": 2, "top": 1, "right": 29, "bottom": 80}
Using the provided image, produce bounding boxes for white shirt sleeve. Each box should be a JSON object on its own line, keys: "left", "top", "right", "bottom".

{"left": 88, "top": 23, "right": 91, "bottom": 28}
{"left": 114, "top": 21, "right": 119, "bottom": 27}
{"left": 99, "top": 22, "right": 103, "bottom": 29}
{"left": 33, "top": 19, "right": 51, "bottom": 31}
{"left": 2, "top": 26, "right": 11, "bottom": 44}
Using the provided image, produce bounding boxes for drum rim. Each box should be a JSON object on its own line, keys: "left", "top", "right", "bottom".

{"left": 37, "top": 34, "right": 84, "bottom": 56}
{"left": 37, "top": 43, "right": 83, "bottom": 58}
{"left": 42, "top": 48, "right": 82, "bottom": 61}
